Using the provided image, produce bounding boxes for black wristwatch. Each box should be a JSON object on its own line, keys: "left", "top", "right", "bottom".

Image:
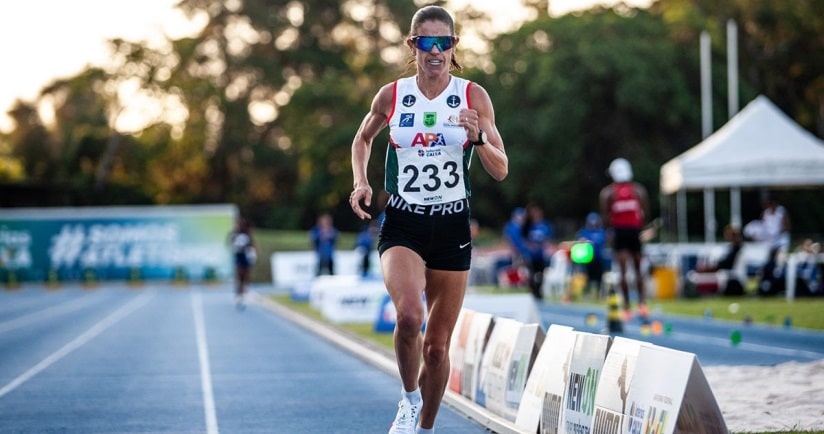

{"left": 470, "top": 129, "right": 488, "bottom": 146}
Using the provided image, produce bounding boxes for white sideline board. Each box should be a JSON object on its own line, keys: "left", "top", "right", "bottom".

{"left": 624, "top": 345, "right": 728, "bottom": 434}
{"left": 463, "top": 311, "right": 495, "bottom": 403}
{"left": 591, "top": 336, "right": 648, "bottom": 434}
{"left": 270, "top": 250, "right": 380, "bottom": 289}
{"left": 476, "top": 317, "right": 544, "bottom": 422}
{"left": 558, "top": 332, "right": 612, "bottom": 434}
{"left": 515, "top": 324, "right": 575, "bottom": 432}
{"left": 448, "top": 309, "right": 473, "bottom": 395}
{"left": 307, "top": 274, "right": 388, "bottom": 324}
{"left": 461, "top": 293, "right": 541, "bottom": 324}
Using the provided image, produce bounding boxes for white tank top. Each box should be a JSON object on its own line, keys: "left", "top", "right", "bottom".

{"left": 384, "top": 75, "right": 475, "bottom": 205}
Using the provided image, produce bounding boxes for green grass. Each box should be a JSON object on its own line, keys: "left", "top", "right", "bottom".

{"left": 470, "top": 284, "right": 824, "bottom": 331}
{"left": 650, "top": 296, "right": 824, "bottom": 331}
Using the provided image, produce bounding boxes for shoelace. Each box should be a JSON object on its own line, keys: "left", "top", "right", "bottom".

{"left": 394, "top": 400, "right": 418, "bottom": 425}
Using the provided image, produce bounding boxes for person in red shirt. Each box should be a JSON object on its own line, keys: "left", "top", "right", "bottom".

{"left": 599, "top": 158, "right": 650, "bottom": 320}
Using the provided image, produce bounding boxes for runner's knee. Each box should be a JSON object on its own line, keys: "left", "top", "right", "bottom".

{"left": 422, "top": 340, "right": 448, "bottom": 368}
{"left": 395, "top": 306, "right": 424, "bottom": 337}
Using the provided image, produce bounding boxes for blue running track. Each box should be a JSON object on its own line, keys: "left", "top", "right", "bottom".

{"left": 1, "top": 283, "right": 822, "bottom": 433}
{"left": 0, "top": 284, "right": 489, "bottom": 433}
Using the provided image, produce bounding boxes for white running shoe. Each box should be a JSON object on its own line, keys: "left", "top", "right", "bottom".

{"left": 388, "top": 398, "right": 420, "bottom": 434}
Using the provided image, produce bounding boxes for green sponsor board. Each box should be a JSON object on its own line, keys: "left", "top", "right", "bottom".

{"left": 0, "top": 204, "right": 236, "bottom": 283}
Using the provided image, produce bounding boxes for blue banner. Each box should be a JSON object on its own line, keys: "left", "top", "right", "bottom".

{"left": 0, "top": 204, "right": 237, "bottom": 284}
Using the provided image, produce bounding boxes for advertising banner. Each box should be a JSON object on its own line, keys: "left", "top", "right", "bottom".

{"left": 477, "top": 317, "right": 544, "bottom": 422}
{"left": 308, "top": 274, "right": 388, "bottom": 324}
{"left": 271, "top": 250, "right": 381, "bottom": 290}
{"left": 516, "top": 324, "right": 575, "bottom": 432}
{"left": 449, "top": 309, "right": 474, "bottom": 394}
{"left": 591, "top": 337, "right": 648, "bottom": 434}
{"left": 624, "top": 345, "right": 727, "bottom": 434}
{"left": 559, "top": 332, "right": 612, "bottom": 434}
{"left": 536, "top": 324, "right": 577, "bottom": 434}
{"left": 0, "top": 205, "right": 235, "bottom": 283}
{"left": 464, "top": 311, "right": 494, "bottom": 403}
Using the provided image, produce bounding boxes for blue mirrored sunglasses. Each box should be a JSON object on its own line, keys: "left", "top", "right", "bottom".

{"left": 411, "top": 36, "right": 456, "bottom": 52}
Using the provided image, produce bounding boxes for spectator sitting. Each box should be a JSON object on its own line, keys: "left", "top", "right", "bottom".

{"left": 796, "top": 239, "right": 822, "bottom": 296}
{"left": 691, "top": 225, "right": 745, "bottom": 296}
{"left": 697, "top": 225, "right": 743, "bottom": 273}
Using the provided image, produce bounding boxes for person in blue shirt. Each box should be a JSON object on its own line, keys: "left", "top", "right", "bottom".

{"left": 575, "top": 212, "right": 609, "bottom": 298}
{"left": 521, "top": 202, "right": 554, "bottom": 300}
{"left": 497, "top": 207, "right": 528, "bottom": 287}
{"left": 355, "top": 219, "right": 380, "bottom": 277}
{"left": 310, "top": 213, "right": 339, "bottom": 276}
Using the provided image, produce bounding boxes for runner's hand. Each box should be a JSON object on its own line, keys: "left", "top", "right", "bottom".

{"left": 350, "top": 186, "right": 373, "bottom": 220}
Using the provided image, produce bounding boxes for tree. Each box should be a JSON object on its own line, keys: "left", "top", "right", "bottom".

{"left": 651, "top": 0, "right": 824, "bottom": 136}
{"left": 3, "top": 0, "right": 820, "bottom": 238}
{"left": 471, "top": 7, "right": 697, "bottom": 232}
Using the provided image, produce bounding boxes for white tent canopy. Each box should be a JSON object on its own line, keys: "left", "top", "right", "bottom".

{"left": 660, "top": 95, "right": 824, "bottom": 241}
{"left": 662, "top": 95, "right": 824, "bottom": 193}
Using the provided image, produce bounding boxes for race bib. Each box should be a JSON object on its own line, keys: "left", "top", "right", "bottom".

{"left": 396, "top": 145, "right": 466, "bottom": 205}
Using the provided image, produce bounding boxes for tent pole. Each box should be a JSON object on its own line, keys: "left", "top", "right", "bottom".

{"left": 704, "top": 188, "right": 716, "bottom": 242}
{"left": 730, "top": 187, "right": 741, "bottom": 229}
{"left": 701, "top": 31, "right": 713, "bottom": 139}
{"left": 727, "top": 20, "right": 739, "bottom": 118}
{"left": 677, "top": 189, "right": 687, "bottom": 243}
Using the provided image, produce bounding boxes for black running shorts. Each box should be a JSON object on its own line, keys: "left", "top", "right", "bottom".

{"left": 378, "top": 196, "right": 472, "bottom": 271}
{"left": 611, "top": 227, "right": 643, "bottom": 254}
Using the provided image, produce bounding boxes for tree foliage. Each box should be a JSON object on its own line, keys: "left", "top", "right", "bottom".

{"left": 470, "top": 7, "right": 698, "bottom": 230}
{"left": 1, "top": 0, "right": 821, "bottom": 238}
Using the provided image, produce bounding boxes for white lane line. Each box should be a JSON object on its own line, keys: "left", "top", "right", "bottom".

{"left": 0, "top": 292, "right": 153, "bottom": 399}
{"left": 547, "top": 308, "right": 824, "bottom": 360}
{"left": 0, "top": 294, "right": 101, "bottom": 335}
{"left": 192, "top": 290, "right": 219, "bottom": 434}
{"left": 663, "top": 331, "right": 824, "bottom": 359}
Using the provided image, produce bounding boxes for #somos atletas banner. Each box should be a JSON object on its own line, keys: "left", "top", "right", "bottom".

{"left": 0, "top": 204, "right": 236, "bottom": 283}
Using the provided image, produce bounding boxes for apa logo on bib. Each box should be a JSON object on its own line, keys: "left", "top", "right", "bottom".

{"left": 411, "top": 132, "right": 447, "bottom": 147}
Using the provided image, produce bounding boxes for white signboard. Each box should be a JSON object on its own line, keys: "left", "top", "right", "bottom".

{"left": 506, "top": 323, "right": 545, "bottom": 421}
{"left": 591, "top": 337, "right": 647, "bottom": 434}
{"left": 463, "top": 311, "right": 495, "bottom": 403}
{"left": 270, "top": 250, "right": 380, "bottom": 289}
{"left": 624, "top": 345, "right": 727, "bottom": 434}
{"left": 536, "top": 326, "right": 578, "bottom": 434}
{"left": 516, "top": 324, "right": 575, "bottom": 432}
{"left": 449, "top": 309, "right": 473, "bottom": 395}
{"left": 308, "top": 274, "right": 388, "bottom": 324}
{"left": 477, "top": 317, "right": 544, "bottom": 421}
{"left": 462, "top": 293, "right": 541, "bottom": 324}
{"left": 559, "top": 332, "right": 612, "bottom": 434}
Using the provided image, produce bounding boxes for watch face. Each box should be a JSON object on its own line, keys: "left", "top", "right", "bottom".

{"left": 480, "top": 131, "right": 487, "bottom": 143}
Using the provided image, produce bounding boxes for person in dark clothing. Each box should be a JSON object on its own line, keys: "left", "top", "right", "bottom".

{"left": 600, "top": 158, "right": 650, "bottom": 320}
{"left": 521, "top": 202, "right": 554, "bottom": 300}
{"left": 229, "top": 217, "right": 256, "bottom": 306}
{"left": 310, "top": 213, "right": 339, "bottom": 276}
